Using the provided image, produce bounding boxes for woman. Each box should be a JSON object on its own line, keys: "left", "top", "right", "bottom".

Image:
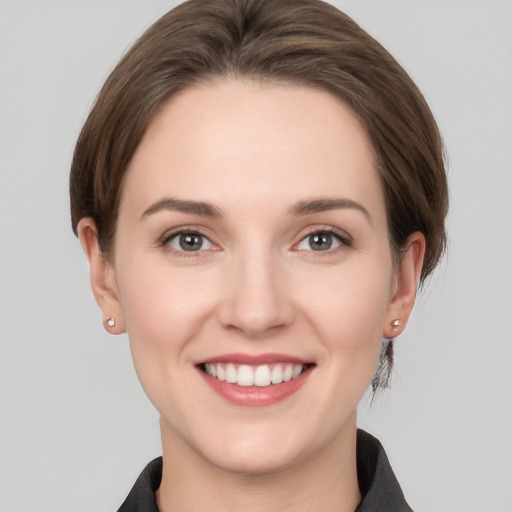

{"left": 70, "top": 0, "right": 447, "bottom": 510}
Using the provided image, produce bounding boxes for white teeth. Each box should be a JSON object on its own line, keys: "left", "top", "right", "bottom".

{"left": 237, "top": 365, "right": 254, "bottom": 387}
{"left": 283, "top": 364, "right": 294, "bottom": 382}
{"left": 292, "top": 364, "right": 302, "bottom": 379}
{"left": 225, "top": 364, "right": 237, "bottom": 384}
{"left": 254, "top": 365, "right": 271, "bottom": 387}
{"left": 204, "top": 362, "right": 305, "bottom": 387}
{"left": 205, "top": 363, "right": 217, "bottom": 377}
{"left": 271, "top": 365, "right": 283, "bottom": 384}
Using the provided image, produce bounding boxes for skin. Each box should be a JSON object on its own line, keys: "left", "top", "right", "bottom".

{"left": 79, "top": 80, "right": 425, "bottom": 512}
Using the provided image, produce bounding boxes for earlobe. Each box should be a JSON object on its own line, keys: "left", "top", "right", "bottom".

{"left": 77, "top": 218, "right": 126, "bottom": 334}
{"left": 383, "top": 232, "right": 425, "bottom": 338}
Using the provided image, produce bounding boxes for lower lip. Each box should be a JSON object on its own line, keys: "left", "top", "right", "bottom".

{"left": 199, "top": 367, "right": 313, "bottom": 408}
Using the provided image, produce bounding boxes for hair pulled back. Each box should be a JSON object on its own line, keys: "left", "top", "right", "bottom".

{"left": 70, "top": 0, "right": 448, "bottom": 390}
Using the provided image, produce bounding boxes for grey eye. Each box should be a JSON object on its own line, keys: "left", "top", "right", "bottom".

{"left": 297, "top": 232, "right": 342, "bottom": 251}
{"left": 168, "top": 232, "right": 213, "bottom": 252}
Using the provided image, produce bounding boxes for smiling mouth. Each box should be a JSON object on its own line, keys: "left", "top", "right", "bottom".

{"left": 199, "top": 362, "right": 313, "bottom": 387}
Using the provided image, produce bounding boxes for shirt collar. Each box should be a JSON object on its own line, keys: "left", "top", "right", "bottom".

{"left": 117, "top": 429, "right": 413, "bottom": 512}
{"left": 355, "top": 429, "right": 413, "bottom": 511}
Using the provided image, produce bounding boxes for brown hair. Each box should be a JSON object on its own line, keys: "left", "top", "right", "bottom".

{"left": 70, "top": 0, "right": 448, "bottom": 390}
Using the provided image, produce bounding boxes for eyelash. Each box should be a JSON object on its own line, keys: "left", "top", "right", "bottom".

{"left": 159, "top": 228, "right": 215, "bottom": 257}
{"left": 159, "top": 226, "right": 352, "bottom": 257}
{"left": 295, "top": 227, "right": 353, "bottom": 254}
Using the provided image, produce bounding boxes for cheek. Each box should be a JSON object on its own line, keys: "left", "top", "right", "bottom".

{"left": 113, "top": 260, "right": 220, "bottom": 410}
{"left": 297, "top": 254, "right": 394, "bottom": 394}
{"left": 300, "top": 258, "right": 393, "bottom": 344}
{"left": 115, "top": 257, "right": 220, "bottom": 355}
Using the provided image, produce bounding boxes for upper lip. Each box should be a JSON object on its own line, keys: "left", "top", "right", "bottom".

{"left": 196, "top": 353, "right": 312, "bottom": 366}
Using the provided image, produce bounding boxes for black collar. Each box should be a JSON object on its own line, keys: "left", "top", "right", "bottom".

{"left": 355, "top": 430, "right": 413, "bottom": 511}
{"left": 117, "top": 430, "right": 412, "bottom": 512}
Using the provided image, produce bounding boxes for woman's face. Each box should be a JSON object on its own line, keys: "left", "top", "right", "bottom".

{"left": 84, "top": 80, "right": 421, "bottom": 474}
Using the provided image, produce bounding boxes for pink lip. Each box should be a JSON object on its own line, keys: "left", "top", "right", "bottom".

{"left": 196, "top": 353, "right": 314, "bottom": 408}
{"left": 197, "top": 352, "right": 311, "bottom": 365}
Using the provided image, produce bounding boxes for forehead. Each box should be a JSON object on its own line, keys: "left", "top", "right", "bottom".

{"left": 122, "top": 79, "right": 384, "bottom": 219}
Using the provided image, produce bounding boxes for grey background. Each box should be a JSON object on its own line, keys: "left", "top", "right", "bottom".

{"left": 1, "top": 1, "right": 511, "bottom": 511}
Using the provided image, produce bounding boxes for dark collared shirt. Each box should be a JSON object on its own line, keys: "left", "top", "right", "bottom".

{"left": 117, "top": 429, "right": 413, "bottom": 512}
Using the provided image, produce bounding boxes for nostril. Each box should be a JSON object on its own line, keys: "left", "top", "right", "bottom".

{"left": 219, "top": 304, "right": 294, "bottom": 338}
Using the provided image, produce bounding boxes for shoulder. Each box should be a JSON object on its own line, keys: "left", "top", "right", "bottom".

{"left": 356, "top": 429, "right": 414, "bottom": 512}
{"left": 116, "top": 457, "right": 162, "bottom": 512}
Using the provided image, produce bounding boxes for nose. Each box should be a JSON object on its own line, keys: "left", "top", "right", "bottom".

{"left": 217, "top": 249, "right": 294, "bottom": 338}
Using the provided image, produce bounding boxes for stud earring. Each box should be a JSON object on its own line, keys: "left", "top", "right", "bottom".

{"left": 391, "top": 319, "right": 402, "bottom": 332}
{"left": 106, "top": 317, "right": 115, "bottom": 328}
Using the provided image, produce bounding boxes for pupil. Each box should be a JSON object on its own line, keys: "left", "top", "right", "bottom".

{"left": 310, "top": 233, "right": 332, "bottom": 251}
{"left": 179, "top": 234, "right": 202, "bottom": 251}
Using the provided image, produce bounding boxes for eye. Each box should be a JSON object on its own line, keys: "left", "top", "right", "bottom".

{"left": 296, "top": 230, "right": 346, "bottom": 252}
{"left": 167, "top": 231, "right": 214, "bottom": 252}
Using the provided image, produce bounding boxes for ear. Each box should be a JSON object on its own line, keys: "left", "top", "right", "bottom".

{"left": 383, "top": 232, "right": 426, "bottom": 338}
{"left": 77, "top": 218, "right": 125, "bottom": 334}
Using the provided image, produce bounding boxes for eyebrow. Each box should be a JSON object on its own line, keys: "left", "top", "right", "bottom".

{"left": 140, "top": 198, "right": 223, "bottom": 219}
{"left": 288, "top": 198, "right": 371, "bottom": 223}
{"left": 140, "top": 196, "right": 371, "bottom": 223}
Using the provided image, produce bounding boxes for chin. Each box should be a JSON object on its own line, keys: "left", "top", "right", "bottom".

{"left": 205, "top": 441, "right": 299, "bottom": 476}
{"left": 183, "top": 420, "right": 311, "bottom": 476}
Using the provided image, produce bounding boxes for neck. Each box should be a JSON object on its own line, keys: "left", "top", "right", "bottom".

{"left": 156, "top": 417, "right": 361, "bottom": 512}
